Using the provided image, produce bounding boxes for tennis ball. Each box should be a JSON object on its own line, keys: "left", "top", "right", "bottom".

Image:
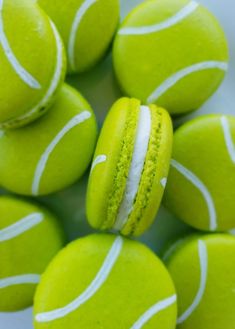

{"left": 164, "top": 114, "right": 235, "bottom": 232}
{"left": 87, "top": 97, "right": 173, "bottom": 237}
{"left": 113, "top": 0, "right": 229, "bottom": 115}
{"left": 0, "top": 0, "right": 66, "bottom": 129}
{"left": 0, "top": 195, "right": 64, "bottom": 312}
{"left": 34, "top": 233, "right": 177, "bottom": 329}
{"left": 0, "top": 83, "right": 97, "bottom": 196}
{"left": 164, "top": 233, "right": 235, "bottom": 329}
{"left": 38, "top": 0, "right": 119, "bottom": 74}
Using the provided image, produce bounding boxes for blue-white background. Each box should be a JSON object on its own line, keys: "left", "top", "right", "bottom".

{"left": 0, "top": 0, "right": 234, "bottom": 328}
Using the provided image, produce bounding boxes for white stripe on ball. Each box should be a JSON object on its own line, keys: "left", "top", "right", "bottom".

{"left": 130, "top": 295, "right": 177, "bottom": 329}
{"left": 31, "top": 110, "right": 91, "bottom": 196}
{"left": 68, "top": 0, "right": 98, "bottom": 71}
{"left": 0, "top": 274, "right": 40, "bottom": 289}
{"left": 177, "top": 239, "right": 208, "bottom": 324}
{"left": 147, "top": 61, "right": 228, "bottom": 104}
{"left": 171, "top": 159, "right": 217, "bottom": 231}
{"left": 35, "top": 236, "right": 123, "bottom": 323}
{"left": 119, "top": 1, "right": 199, "bottom": 36}
{"left": 15, "top": 20, "right": 64, "bottom": 123}
{"left": 0, "top": 212, "right": 44, "bottom": 242}
{"left": 220, "top": 116, "right": 235, "bottom": 164}
{"left": 0, "top": 0, "right": 41, "bottom": 89}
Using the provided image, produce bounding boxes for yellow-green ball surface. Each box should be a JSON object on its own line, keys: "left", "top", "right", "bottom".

{"left": 164, "top": 234, "right": 235, "bottom": 329}
{"left": 38, "top": 0, "right": 119, "bottom": 74}
{"left": 0, "top": 83, "right": 97, "bottom": 196}
{"left": 0, "top": 195, "right": 64, "bottom": 312}
{"left": 113, "top": 0, "right": 229, "bottom": 115}
{"left": 34, "top": 234, "right": 177, "bottom": 329}
{"left": 0, "top": 0, "right": 66, "bottom": 129}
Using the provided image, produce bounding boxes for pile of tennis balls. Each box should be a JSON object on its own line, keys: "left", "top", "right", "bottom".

{"left": 0, "top": 0, "right": 234, "bottom": 328}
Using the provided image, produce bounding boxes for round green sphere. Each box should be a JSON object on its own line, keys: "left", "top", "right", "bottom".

{"left": 164, "top": 114, "right": 235, "bottom": 232}
{"left": 113, "top": 0, "right": 229, "bottom": 115}
{"left": 34, "top": 233, "right": 177, "bottom": 329}
{"left": 0, "top": 195, "right": 64, "bottom": 312}
{"left": 0, "top": 0, "right": 66, "bottom": 129}
{"left": 38, "top": 0, "right": 119, "bottom": 74}
{"left": 0, "top": 83, "right": 97, "bottom": 196}
{"left": 164, "top": 234, "right": 235, "bottom": 329}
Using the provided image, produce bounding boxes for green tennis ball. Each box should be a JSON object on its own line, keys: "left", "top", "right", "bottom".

{"left": 0, "top": 195, "right": 64, "bottom": 312}
{"left": 0, "top": 0, "right": 66, "bottom": 129}
{"left": 0, "top": 83, "right": 97, "bottom": 196}
{"left": 86, "top": 97, "right": 173, "bottom": 237}
{"left": 163, "top": 233, "right": 235, "bottom": 329}
{"left": 38, "top": 0, "right": 119, "bottom": 74}
{"left": 34, "top": 233, "right": 177, "bottom": 329}
{"left": 113, "top": 0, "right": 229, "bottom": 115}
{"left": 164, "top": 114, "right": 235, "bottom": 232}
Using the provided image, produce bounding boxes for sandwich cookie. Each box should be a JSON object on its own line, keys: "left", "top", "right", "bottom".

{"left": 164, "top": 233, "right": 235, "bottom": 329}
{"left": 113, "top": 0, "right": 229, "bottom": 115}
{"left": 34, "top": 234, "right": 177, "bottom": 329}
{"left": 87, "top": 97, "right": 173, "bottom": 236}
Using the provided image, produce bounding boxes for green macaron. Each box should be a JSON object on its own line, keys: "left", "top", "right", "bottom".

{"left": 164, "top": 114, "right": 235, "bottom": 232}
{"left": 0, "top": 0, "right": 66, "bottom": 129}
{"left": 0, "top": 195, "right": 64, "bottom": 311}
{"left": 0, "top": 83, "right": 97, "bottom": 196}
{"left": 163, "top": 233, "right": 235, "bottom": 329}
{"left": 113, "top": 0, "right": 229, "bottom": 115}
{"left": 34, "top": 233, "right": 177, "bottom": 329}
{"left": 38, "top": 0, "right": 119, "bottom": 74}
{"left": 86, "top": 97, "right": 173, "bottom": 236}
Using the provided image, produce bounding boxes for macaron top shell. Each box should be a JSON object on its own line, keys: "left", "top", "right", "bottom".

{"left": 87, "top": 97, "right": 173, "bottom": 236}
{"left": 164, "top": 114, "right": 235, "bottom": 232}
{"left": 0, "top": 0, "right": 66, "bottom": 128}
{"left": 0, "top": 196, "right": 64, "bottom": 311}
{"left": 0, "top": 83, "right": 97, "bottom": 196}
{"left": 113, "top": 0, "right": 228, "bottom": 115}
{"left": 34, "top": 234, "right": 177, "bottom": 329}
{"left": 38, "top": 0, "right": 119, "bottom": 73}
{"left": 164, "top": 233, "right": 235, "bottom": 329}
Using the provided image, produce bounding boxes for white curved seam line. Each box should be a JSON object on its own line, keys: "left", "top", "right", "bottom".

{"left": 171, "top": 159, "right": 217, "bottom": 230}
{"left": 221, "top": 116, "right": 235, "bottom": 163}
{"left": 35, "top": 236, "right": 123, "bottom": 322}
{"left": 113, "top": 106, "right": 151, "bottom": 231}
{"left": 68, "top": 0, "right": 98, "bottom": 70}
{"left": 91, "top": 155, "right": 107, "bottom": 173}
{"left": 15, "top": 20, "right": 63, "bottom": 122}
{"left": 147, "top": 61, "right": 228, "bottom": 103}
{"left": 0, "top": 212, "right": 44, "bottom": 242}
{"left": 160, "top": 177, "right": 167, "bottom": 188}
{"left": 119, "top": 1, "right": 198, "bottom": 36}
{"left": 32, "top": 111, "right": 91, "bottom": 196}
{"left": 177, "top": 240, "right": 208, "bottom": 324}
{"left": 130, "top": 295, "right": 177, "bottom": 329}
{"left": 0, "top": 0, "right": 41, "bottom": 89}
{"left": 0, "top": 274, "right": 40, "bottom": 289}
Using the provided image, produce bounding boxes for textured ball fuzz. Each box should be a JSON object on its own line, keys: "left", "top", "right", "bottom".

{"left": 113, "top": 0, "right": 229, "bottom": 115}
{"left": 87, "top": 98, "right": 173, "bottom": 237}
{"left": 34, "top": 234, "right": 177, "bottom": 329}
{"left": 164, "top": 234, "right": 235, "bottom": 329}
{"left": 38, "top": 0, "right": 119, "bottom": 74}
{"left": 0, "top": 0, "right": 66, "bottom": 129}
{"left": 164, "top": 114, "right": 235, "bottom": 232}
{"left": 0, "top": 196, "right": 64, "bottom": 312}
{"left": 0, "top": 83, "right": 97, "bottom": 196}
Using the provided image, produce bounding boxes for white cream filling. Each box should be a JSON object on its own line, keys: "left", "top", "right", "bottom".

{"left": 113, "top": 105, "right": 151, "bottom": 231}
